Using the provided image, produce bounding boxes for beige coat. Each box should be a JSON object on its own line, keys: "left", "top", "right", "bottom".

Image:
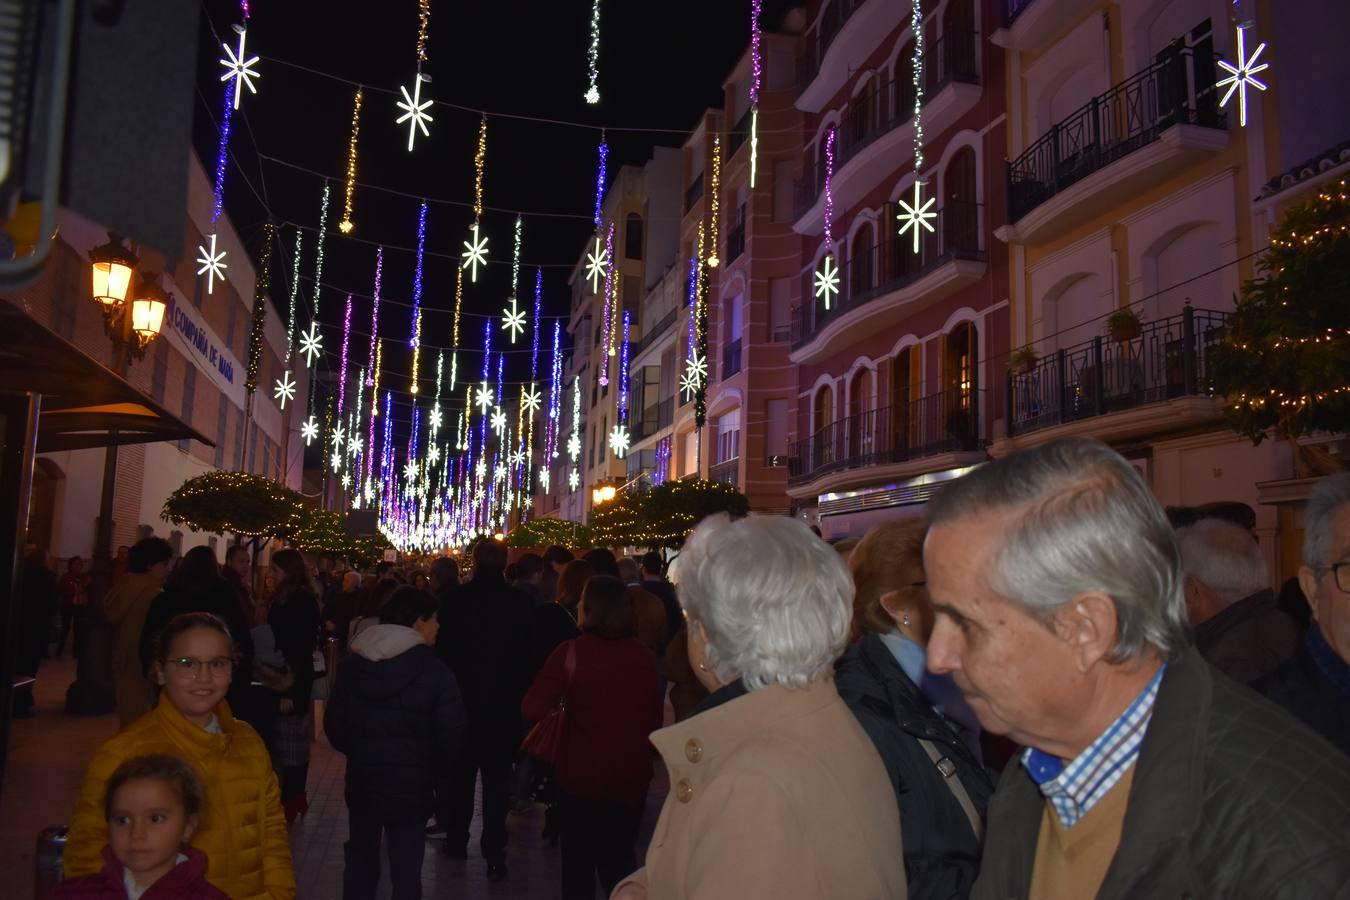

{"left": 615, "top": 678, "right": 906, "bottom": 900}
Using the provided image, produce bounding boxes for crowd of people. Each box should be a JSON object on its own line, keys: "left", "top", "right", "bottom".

{"left": 15, "top": 436, "right": 1349, "bottom": 898}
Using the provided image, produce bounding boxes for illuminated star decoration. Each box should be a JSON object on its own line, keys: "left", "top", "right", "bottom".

{"left": 331, "top": 424, "right": 346, "bottom": 450}
{"left": 502, "top": 299, "right": 527, "bottom": 342}
{"left": 273, "top": 371, "right": 296, "bottom": 408}
{"left": 330, "top": 450, "right": 342, "bottom": 472}
{"left": 522, "top": 387, "right": 542, "bottom": 415}
{"left": 538, "top": 466, "right": 550, "bottom": 492}
{"left": 474, "top": 382, "right": 495, "bottom": 416}
{"left": 218, "top": 27, "right": 260, "bottom": 110}
{"left": 512, "top": 449, "right": 526, "bottom": 466}
{"left": 814, "top": 254, "right": 840, "bottom": 309}
{"left": 341, "top": 472, "right": 352, "bottom": 490}
{"left": 461, "top": 223, "right": 489, "bottom": 282}
{"left": 494, "top": 463, "right": 506, "bottom": 482}
{"left": 429, "top": 406, "right": 443, "bottom": 432}
{"left": 1216, "top": 26, "right": 1269, "bottom": 128}
{"left": 405, "top": 460, "right": 419, "bottom": 483}
{"left": 299, "top": 322, "right": 324, "bottom": 367}
{"left": 427, "top": 444, "right": 440, "bottom": 464}
{"left": 196, "top": 233, "right": 228, "bottom": 294}
{"left": 301, "top": 417, "right": 319, "bottom": 445}
{"left": 475, "top": 458, "right": 487, "bottom": 480}
{"left": 680, "top": 354, "right": 708, "bottom": 401}
{"left": 608, "top": 425, "right": 630, "bottom": 458}
{"left": 568, "top": 469, "right": 580, "bottom": 491}
{"left": 566, "top": 433, "right": 582, "bottom": 459}
{"left": 348, "top": 434, "right": 363, "bottom": 457}
{"left": 896, "top": 180, "right": 937, "bottom": 254}
{"left": 491, "top": 408, "right": 507, "bottom": 435}
{"left": 585, "top": 235, "right": 608, "bottom": 293}
{"left": 395, "top": 74, "right": 433, "bottom": 152}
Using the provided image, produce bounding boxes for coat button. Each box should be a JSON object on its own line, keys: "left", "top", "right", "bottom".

{"left": 684, "top": 739, "right": 703, "bottom": 763}
{"left": 675, "top": 778, "right": 694, "bottom": 803}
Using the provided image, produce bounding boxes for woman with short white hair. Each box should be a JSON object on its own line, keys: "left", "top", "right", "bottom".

{"left": 612, "top": 514, "right": 906, "bottom": 900}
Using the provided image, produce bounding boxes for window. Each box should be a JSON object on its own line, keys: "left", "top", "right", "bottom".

{"left": 943, "top": 147, "right": 978, "bottom": 252}
{"left": 814, "top": 385, "right": 832, "bottom": 433}
{"left": 849, "top": 223, "right": 876, "bottom": 297}
{"left": 772, "top": 161, "right": 793, "bottom": 222}
{"left": 729, "top": 293, "right": 744, "bottom": 342}
{"left": 716, "top": 409, "right": 741, "bottom": 463}
{"left": 769, "top": 278, "right": 791, "bottom": 342}
{"left": 946, "top": 322, "right": 978, "bottom": 409}
{"left": 625, "top": 213, "right": 644, "bottom": 260}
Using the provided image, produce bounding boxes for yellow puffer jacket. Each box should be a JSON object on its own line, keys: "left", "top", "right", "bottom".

{"left": 64, "top": 693, "right": 296, "bottom": 900}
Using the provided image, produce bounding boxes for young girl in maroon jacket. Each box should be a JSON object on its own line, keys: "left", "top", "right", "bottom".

{"left": 53, "top": 755, "right": 228, "bottom": 900}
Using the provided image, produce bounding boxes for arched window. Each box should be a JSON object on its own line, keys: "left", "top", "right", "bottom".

{"left": 946, "top": 320, "right": 978, "bottom": 412}
{"left": 847, "top": 368, "right": 871, "bottom": 459}
{"left": 895, "top": 40, "right": 916, "bottom": 121}
{"left": 943, "top": 146, "right": 978, "bottom": 254}
{"left": 814, "top": 384, "right": 833, "bottom": 432}
{"left": 625, "top": 213, "right": 644, "bottom": 260}
{"left": 849, "top": 222, "right": 875, "bottom": 298}
{"left": 891, "top": 347, "right": 915, "bottom": 451}
{"left": 942, "top": 0, "right": 977, "bottom": 81}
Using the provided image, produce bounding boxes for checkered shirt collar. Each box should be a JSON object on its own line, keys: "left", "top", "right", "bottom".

{"left": 1021, "top": 663, "right": 1166, "bottom": 829}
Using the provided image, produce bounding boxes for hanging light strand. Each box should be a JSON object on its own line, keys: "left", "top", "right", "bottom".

{"left": 823, "top": 127, "right": 837, "bottom": 250}
{"left": 585, "top": 0, "right": 602, "bottom": 104}
{"left": 707, "top": 133, "right": 722, "bottom": 267}
{"left": 367, "top": 246, "right": 383, "bottom": 386}
{"left": 594, "top": 135, "right": 609, "bottom": 227}
{"left": 285, "top": 229, "right": 303, "bottom": 362}
{"left": 338, "top": 293, "right": 353, "bottom": 413}
{"left": 409, "top": 201, "right": 428, "bottom": 393}
{"left": 473, "top": 114, "right": 488, "bottom": 222}
{"left": 338, "top": 87, "right": 363, "bottom": 234}
{"left": 749, "top": 0, "right": 763, "bottom": 188}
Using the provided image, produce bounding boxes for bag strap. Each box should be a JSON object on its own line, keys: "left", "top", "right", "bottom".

{"left": 918, "top": 738, "right": 984, "bottom": 842}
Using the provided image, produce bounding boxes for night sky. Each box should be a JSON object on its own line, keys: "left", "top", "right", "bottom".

{"left": 193, "top": 0, "right": 795, "bottom": 463}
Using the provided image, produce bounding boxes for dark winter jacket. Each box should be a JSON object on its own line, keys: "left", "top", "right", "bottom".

{"left": 141, "top": 575, "right": 255, "bottom": 711}
{"left": 267, "top": 589, "right": 320, "bottom": 709}
{"left": 972, "top": 646, "right": 1350, "bottom": 900}
{"left": 525, "top": 601, "right": 579, "bottom": 681}
{"left": 1193, "top": 588, "right": 1299, "bottom": 683}
{"left": 443, "top": 569, "right": 535, "bottom": 756}
{"left": 836, "top": 632, "right": 993, "bottom": 900}
{"left": 51, "top": 845, "right": 229, "bottom": 900}
{"left": 1257, "top": 623, "right": 1350, "bottom": 758}
{"left": 641, "top": 576, "right": 682, "bottom": 647}
{"left": 325, "top": 624, "right": 467, "bottom": 822}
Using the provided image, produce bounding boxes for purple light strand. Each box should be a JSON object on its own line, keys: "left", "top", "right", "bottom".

{"left": 686, "top": 255, "right": 698, "bottom": 361}
{"left": 619, "top": 311, "right": 631, "bottom": 424}
{"left": 749, "top": 0, "right": 763, "bottom": 104}
{"left": 546, "top": 321, "right": 561, "bottom": 460}
{"left": 211, "top": 80, "right": 235, "bottom": 225}
{"left": 531, "top": 268, "right": 543, "bottom": 382}
{"left": 338, "top": 294, "right": 353, "bottom": 414}
{"left": 594, "top": 138, "right": 609, "bottom": 227}
{"left": 599, "top": 222, "right": 616, "bottom": 386}
{"left": 367, "top": 247, "right": 382, "bottom": 386}
{"left": 823, "top": 127, "right": 837, "bottom": 249}
{"left": 409, "top": 201, "right": 427, "bottom": 348}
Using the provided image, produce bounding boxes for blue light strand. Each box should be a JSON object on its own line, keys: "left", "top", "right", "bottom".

{"left": 410, "top": 201, "right": 428, "bottom": 348}
{"left": 531, "top": 268, "right": 543, "bottom": 382}
{"left": 619, "top": 310, "right": 631, "bottom": 424}
{"left": 594, "top": 138, "right": 609, "bottom": 227}
{"left": 211, "top": 80, "right": 235, "bottom": 225}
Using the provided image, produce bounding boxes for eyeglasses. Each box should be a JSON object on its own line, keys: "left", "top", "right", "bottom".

{"left": 166, "top": 657, "right": 234, "bottom": 678}
{"left": 1316, "top": 562, "right": 1350, "bottom": 593}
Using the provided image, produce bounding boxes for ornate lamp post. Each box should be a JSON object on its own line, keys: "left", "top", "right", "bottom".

{"left": 67, "top": 234, "right": 168, "bottom": 714}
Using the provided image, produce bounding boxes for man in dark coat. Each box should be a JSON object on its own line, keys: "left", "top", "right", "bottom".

{"left": 539, "top": 545, "right": 573, "bottom": 604}
{"left": 443, "top": 539, "right": 534, "bottom": 882}
{"left": 14, "top": 549, "right": 58, "bottom": 716}
{"left": 1176, "top": 517, "right": 1299, "bottom": 682}
{"left": 924, "top": 439, "right": 1350, "bottom": 900}
{"left": 325, "top": 586, "right": 466, "bottom": 900}
{"left": 639, "top": 551, "right": 682, "bottom": 647}
{"left": 1258, "top": 472, "right": 1350, "bottom": 757}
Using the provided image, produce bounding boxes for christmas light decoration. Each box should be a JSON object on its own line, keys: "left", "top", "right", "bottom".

{"left": 585, "top": 0, "right": 602, "bottom": 104}
{"left": 339, "top": 88, "right": 362, "bottom": 234}
{"left": 491, "top": 407, "right": 507, "bottom": 435}
{"left": 462, "top": 222, "right": 489, "bottom": 282}
{"left": 619, "top": 310, "right": 631, "bottom": 422}
{"left": 219, "top": 26, "right": 260, "bottom": 110}
{"left": 502, "top": 216, "right": 526, "bottom": 341}
{"left": 367, "top": 247, "right": 382, "bottom": 385}
{"left": 680, "top": 355, "right": 708, "bottom": 401}
{"left": 522, "top": 386, "right": 542, "bottom": 415}
{"left": 196, "top": 233, "right": 228, "bottom": 294}
{"left": 475, "top": 382, "right": 495, "bottom": 416}
{"left": 594, "top": 136, "right": 609, "bottom": 227}
{"left": 244, "top": 221, "right": 275, "bottom": 395}
{"left": 546, "top": 320, "right": 562, "bottom": 460}
{"left": 410, "top": 201, "right": 428, "bottom": 393}
{"left": 599, "top": 221, "right": 617, "bottom": 382}
{"left": 338, "top": 293, "right": 353, "bottom": 412}
{"left": 822, "top": 126, "right": 837, "bottom": 250}
{"left": 896, "top": 180, "right": 937, "bottom": 254}
{"left": 813, "top": 254, "right": 840, "bottom": 309}
{"left": 301, "top": 416, "right": 320, "bottom": 445}
{"left": 395, "top": 75, "right": 433, "bottom": 152}
{"left": 749, "top": 0, "right": 763, "bottom": 188}
{"left": 299, "top": 322, "right": 324, "bottom": 367}
{"left": 894, "top": 0, "right": 935, "bottom": 255}
{"left": 273, "top": 371, "right": 296, "bottom": 408}
{"left": 585, "top": 235, "right": 609, "bottom": 295}
{"left": 1217, "top": 25, "right": 1269, "bottom": 127}
{"left": 707, "top": 133, "right": 722, "bottom": 268}
{"left": 607, "top": 425, "right": 630, "bottom": 458}
{"left": 462, "top": 117, "right": 490, "bottom": 282}
{"left": 449, "top": 265, "right": 464, "bottom": 390}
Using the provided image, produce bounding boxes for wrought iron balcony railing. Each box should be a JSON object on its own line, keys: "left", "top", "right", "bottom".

{"left": 788, "top": 388, "right": 986, "bottom": 486}
{"left": 726, "top": 221, "right": 746, "bottom": 264}
{"left": 1005, "top": 307, "right": 1228, "bottom": 437}
{"left": 1007, "top": 48, "right": 1226, "bottom": 223}
{"left": 710, "top": 457, "right": 741, "bottom": 488}
{"left": 795, "top": 0, "right": 873, "bottom": 94}
{"left": 722, "top": 338, "right": 743, "bottom": 380}
{"left": 632, "top": 307, "right": 678, "bottom": 359}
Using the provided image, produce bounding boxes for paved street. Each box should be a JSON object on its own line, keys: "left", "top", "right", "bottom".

{"left": 2, "top": 658, "right": 669, "bottom": 899}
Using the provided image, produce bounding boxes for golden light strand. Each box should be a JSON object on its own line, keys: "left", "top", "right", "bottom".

{"left": 449, "top": 265, "right": 464, "bottom": 390}
{"left": 473, "top": 114, "right": 488, "bottom": 222}
{"left": 338, "top": 87, "right": 362, "bottom": 234}
{"left": 410, "top": 310, "right": 423, "bottom": 394}
{"left": 707, "top": 133, "right": 722, "bottom": 268}
{"left": 416, "top": 0, "right": 431, "bottom": 62}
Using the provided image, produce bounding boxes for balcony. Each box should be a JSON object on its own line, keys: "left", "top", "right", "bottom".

{"left": 1005, "top": 307, "right": 1228, "bottom": 442}
{"left": 794, "top": 28, "right": 981, "bottom": 230}
{"left": 1001, "top": 49, "right": 1228, "bottom": 244}
{"left": 728, "top": 107, "right": 753, "bottom": 158}
{"left": 710, "top": 457, "right": 741, "bottom": 489}
{"left": 993, "top": 0, "right": 1099, "bottom": 53}
{"left": 631, "top": 397, "right": 674, "bottom": 445}
{"left": 685, "top": 172, "right": 705, "bottom": 214}
{"left": 796, "top": 0, "right": 909, "bottom": 112}
{"left": 632, "top": 307, "right": 678, "bottom": 361}
{"left": 725, "top": 221, "right": 746, "bottom": 265}
{"left": 788, "top": 388, "right": 986, "bottom": 488}
{"left": 790, "top": 202, "right": 985, "bottom": 364}
{"left": 722, "top": 338, "right": 743, "bottom": 380}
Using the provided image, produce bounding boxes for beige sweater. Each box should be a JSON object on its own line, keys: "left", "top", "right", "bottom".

{"left": 1029, "top": 765, "right": 1137, "bottom": 900}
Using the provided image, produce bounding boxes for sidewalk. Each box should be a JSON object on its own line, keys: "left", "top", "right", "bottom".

{"left": 1, "top": 659, "right": 670, "bottom": 899}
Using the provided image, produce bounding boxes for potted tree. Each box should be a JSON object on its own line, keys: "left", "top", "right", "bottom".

{"left": 1106, "top": 308, "right": 1142, "bottom": 344}
{"left": 1007, "top": 345, "right": 1040, "bottom": 375}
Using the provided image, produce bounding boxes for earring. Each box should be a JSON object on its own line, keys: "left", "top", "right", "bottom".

{"left": 697, "top": 662, "right": 709, "bottom": 673}
{"left": 902, "top": 612, "right": 911, "bottom": 628}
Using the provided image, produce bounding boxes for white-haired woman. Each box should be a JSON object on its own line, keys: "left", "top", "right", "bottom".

{"left": 612, "top": 515, "right": 906, "bottom": 900}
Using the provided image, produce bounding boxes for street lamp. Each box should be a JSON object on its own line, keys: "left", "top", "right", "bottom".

{"left": 89, "top": 232, "right": 138, "bottom": 311}
{"left": 130, "top": 273, "right": 169, "bottom": 348}
{"left": 591, "top": 483, "right": 617, "bottom": 506}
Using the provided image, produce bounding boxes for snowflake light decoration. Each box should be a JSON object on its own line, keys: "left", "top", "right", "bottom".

{"left": 608, "top": 425, "right": 630, "bottom": 458}
{"left": 341, "top": 472, "right": 352, "bottom": 490}
{"left": 813, "top": 255, "right": 840, "bottom": 309}
{"left": 348, "top": 434, "right": 363, "bottom": 457}
{"left": 219, "top": 27, "right": 260, "bottom": 110}
{"left": 330, "top": 424, "right": 345, "bottom": 450}
{"left": 427, "top": 444, "right": 440, "bottom": 464}
{"left": 330, "top": 450, "right": 343, "bottom": 472}
{"left": 429, "top": 406, "right": 443, "bottom": 432}
{"left": 299, "top": 323, "right": 324, "bottom": 367}
{"left": 395, "top": 74, "right": 433, "bottom": 152}
{"left": 680, "top": 354, "right": 709, "bottom": 401}
{"left": 196, "top": 233, "right": 228, "bottom": 294}
{"left": 522, "top": 387, "right": 542, "bottom": 415}
{"left": 1216, "top": 25, "right": 1269, "bottom": 128}
{"left": 568, "top": 469, "right": 580, "bottom": 491}
{"left": 491, "top": 407, "right": 507, "bottom": 435}
{"left": 474, "top": 382, "right": 495, "bottom": 416}
{"left": 585, "top": 236, "right": 609, "bottom": 294}
{"left": 494, "top": 463, "right": 507, "bottom": 482}
{"left": 301, "top": 417, "right": 319, "bottom": 445}
{"left": 896, "top": 180, "right": 937, "bottom": 254}
{"left": 538, "top": 466, "right": 550, "bottom": 491}
{"left": 273, "top": 371, "right": 296, "bottom": 408}
{"left": 405, "top": 460, "right": 419, "bottom": 483}
{"left": 502, "top": 299, "right": 527, "bottom": 342}
{"left": 567, "top": 433, "right": 582, "bottom": 459}
{"left": 511, "top": 449, "right": 526, "bottom": 466}
{"left": 475, "top": 458, "right": 487, "bottom": 481}
{"left": 461, "top": 222, "right": 489, "bottom": 283}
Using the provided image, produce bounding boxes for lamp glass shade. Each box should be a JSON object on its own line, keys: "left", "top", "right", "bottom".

{"left": 132, "top": 297, "right": 166, "bottom": 339}
{"left": 92, "top": 260, "right": 134, "bottom": 307}
{"left": 601, "top": 485, "right": 616, "bottom": 502}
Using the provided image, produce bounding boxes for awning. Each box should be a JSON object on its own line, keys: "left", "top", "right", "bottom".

{"left": 0, "top": 299, "right": 214, "bottom": 453}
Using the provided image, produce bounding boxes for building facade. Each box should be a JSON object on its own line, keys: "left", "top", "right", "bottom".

{"left": 14, "top": 154, "right": 307, "bottom": 561}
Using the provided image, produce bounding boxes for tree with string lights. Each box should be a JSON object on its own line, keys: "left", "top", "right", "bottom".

{"left": 1212, "top": 180, "right": 1350, "bottom": 475}
{"left": 590, "top": 479, "right": 749, "bottom": 552}
{"left": 507, "top": 517, "right": 591, "bottom": 549}
{"left": 162, "top": 472, "right": 307, "bottom": 548}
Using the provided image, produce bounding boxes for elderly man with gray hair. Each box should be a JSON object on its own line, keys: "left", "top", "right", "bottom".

{"left": 923, "top": 438, "right": 1350, "bottom": 900}
{"left": 1259, "top": 472, "right": 1350, "bottom": 757}
{"left": 1176, "top": 516, "right": 1299, "bottom": 682}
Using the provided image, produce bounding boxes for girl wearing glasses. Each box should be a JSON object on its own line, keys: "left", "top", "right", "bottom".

{"left": 64, "top": 612, "right": 296, "bottom": 900}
